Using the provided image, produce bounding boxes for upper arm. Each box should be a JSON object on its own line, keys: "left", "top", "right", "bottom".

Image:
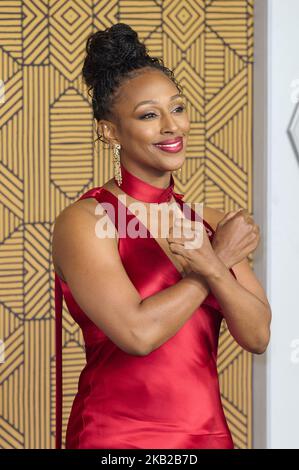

{"left": 204, "top": 206, "right": 271, "bottom": 311}
{"left": 52, "top": 203, "right": 145, "bottom": 356}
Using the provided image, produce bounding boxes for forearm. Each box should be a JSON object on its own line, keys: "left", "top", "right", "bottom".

{"left": 137, "top": 273, "right": 210, "bottom": 354}
{"left": 205, "top": 259, "right": 271, "bottom": 354}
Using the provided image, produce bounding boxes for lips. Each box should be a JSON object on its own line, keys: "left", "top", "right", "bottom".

{"left": 154, "top": 137, "right": 183, "bottom": 153}
{"left": 155, "top": 137, "right": 182, "bottom": 145}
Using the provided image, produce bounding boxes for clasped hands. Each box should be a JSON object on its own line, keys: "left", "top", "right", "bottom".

{"left": 166, "top": 207, "right": 260, "bottom": 278}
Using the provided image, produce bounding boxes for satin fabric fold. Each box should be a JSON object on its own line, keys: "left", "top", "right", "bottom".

{"left": 54, "top": 186, "right": 235, "bottom": 449}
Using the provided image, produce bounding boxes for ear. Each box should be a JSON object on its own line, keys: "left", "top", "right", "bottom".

{"left": 97, "top": 120, "right": 120, "bottom": 146}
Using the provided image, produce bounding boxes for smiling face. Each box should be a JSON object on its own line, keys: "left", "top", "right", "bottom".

{"left": 97, "top": 67, "right": 190, "bottom": 185}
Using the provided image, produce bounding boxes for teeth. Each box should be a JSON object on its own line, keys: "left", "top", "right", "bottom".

{"left": 156, "top": 141, "right": 180, "bottom": 147}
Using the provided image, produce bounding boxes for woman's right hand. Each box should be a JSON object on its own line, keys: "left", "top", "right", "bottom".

{"left": 211, "top": 209, "right": 260, "bottom": 269}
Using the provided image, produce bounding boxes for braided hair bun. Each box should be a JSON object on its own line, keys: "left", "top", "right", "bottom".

{"left": 82, "top": 23, "right": 182, "bottom": 142}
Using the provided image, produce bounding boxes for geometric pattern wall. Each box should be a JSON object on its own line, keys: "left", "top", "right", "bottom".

{"left": 0, "top": 0, "right": 254, "bottom": 448}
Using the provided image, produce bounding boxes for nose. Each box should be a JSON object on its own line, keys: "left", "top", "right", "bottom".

{"left": 160, "top": 112, "right": 180, "bottom": 134}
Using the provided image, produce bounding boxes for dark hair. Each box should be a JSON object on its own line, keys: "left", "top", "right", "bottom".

{"left": 81, "top": 23, "right": 183, "bottom": 144}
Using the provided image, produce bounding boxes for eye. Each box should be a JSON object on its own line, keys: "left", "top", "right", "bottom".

{"left": 139, "top": 112, "right": 156, "bottom": 120}
{"left": 139, "top": 104, "right": 186, "bottom": 120}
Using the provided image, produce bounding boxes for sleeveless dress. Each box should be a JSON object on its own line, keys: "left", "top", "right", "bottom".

{"left": 54, "top": 186, "right": 236, "bottom": 449}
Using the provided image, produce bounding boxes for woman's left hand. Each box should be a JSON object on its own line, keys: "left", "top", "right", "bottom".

{"left": 166, "top": 216, "right": 222, "bottom": 278}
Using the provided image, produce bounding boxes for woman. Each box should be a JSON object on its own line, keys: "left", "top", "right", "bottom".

{"left": 52, "top": 23, "right": 271, "bottom": 449}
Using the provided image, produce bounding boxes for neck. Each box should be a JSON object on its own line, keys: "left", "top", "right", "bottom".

{"left": 113, "top": 161, "right": 183, "bottom": 204}
{"left": 120, "top": 161, "right": 171, "bottom": 189}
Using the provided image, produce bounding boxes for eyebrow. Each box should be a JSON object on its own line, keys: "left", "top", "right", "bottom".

{"left": 133, "top": 93, "right": 186, "bottom": 112}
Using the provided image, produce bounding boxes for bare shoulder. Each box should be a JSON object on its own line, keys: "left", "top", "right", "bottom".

{"left": 52, "top": 194, "right": 118, "bottom": 282}
{"left": 52, "top": 198, "right": 103, "bottom": 250}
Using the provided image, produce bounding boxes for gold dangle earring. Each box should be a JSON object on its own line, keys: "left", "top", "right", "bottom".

{"left": 113, "top": 143, "right": 122, "bottom": 186}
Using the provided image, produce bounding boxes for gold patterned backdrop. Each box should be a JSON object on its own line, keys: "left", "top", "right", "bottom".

{"left": 0, "top": 0, "right": 253, "bottom": 449}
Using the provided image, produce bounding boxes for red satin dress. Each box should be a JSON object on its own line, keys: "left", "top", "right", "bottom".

{"left": 54, "top": 179, "right": 236, "bottom": 449}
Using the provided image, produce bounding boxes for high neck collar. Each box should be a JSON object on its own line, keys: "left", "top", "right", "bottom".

{"left": 115, "top": 162, "right": 184, "bottom": 203}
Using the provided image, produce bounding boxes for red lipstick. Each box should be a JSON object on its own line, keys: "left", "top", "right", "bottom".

{"left": 154, "top": 137, "right": 183, "bottom": 153}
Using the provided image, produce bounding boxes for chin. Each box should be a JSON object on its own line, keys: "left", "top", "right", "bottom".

{"left": 167, "top": 157, "right": 185, "bottom": 172}
{"left": 149, "top": 148, "right": 185, "bottom": 172}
